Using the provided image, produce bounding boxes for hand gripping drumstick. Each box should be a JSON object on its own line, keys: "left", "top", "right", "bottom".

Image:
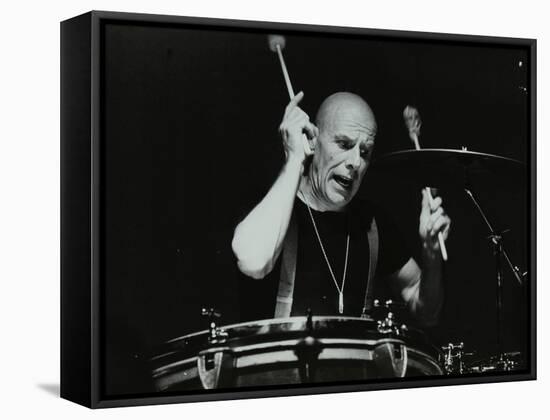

{"left": 403, "top": 105, "right": 448, "bottom": 261}
{"left": 268, "top": 34, "right": 312, "bottom": 156}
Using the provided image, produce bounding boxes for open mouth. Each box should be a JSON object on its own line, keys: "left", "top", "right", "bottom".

{"left": 333, "top": 174, "right": 354, "bottom": 191}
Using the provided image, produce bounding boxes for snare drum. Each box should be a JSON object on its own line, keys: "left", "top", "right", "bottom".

{"left": 151, "top": 316, "right": 443, "bottom": 391}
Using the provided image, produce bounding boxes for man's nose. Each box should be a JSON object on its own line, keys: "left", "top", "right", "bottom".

{"left": 346, "top": 146, "right": 361, "bottom": 170}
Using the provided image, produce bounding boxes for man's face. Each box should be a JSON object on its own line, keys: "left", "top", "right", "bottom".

{"left": 310, "top": 101, "right": 376, "bottom": 209}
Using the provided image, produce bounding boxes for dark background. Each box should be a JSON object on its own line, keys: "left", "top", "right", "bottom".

{"left": 100, "top": 21, "right": 530, "bottom": 396}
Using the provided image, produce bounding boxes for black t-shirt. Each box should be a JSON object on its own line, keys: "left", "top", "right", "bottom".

{"left": 289, "top": 198, "right": 410, "bottom": 317}
{"left": 235, "top": 197, "right": 411, "bottom": 321}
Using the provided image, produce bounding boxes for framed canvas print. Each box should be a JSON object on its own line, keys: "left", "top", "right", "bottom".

{"left": 60, "top": 10, "right": 536, "bottom": 408}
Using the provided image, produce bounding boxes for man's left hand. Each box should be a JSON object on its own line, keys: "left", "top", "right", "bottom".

{"left": 418, "top": 188, "right": 451, "bottom": 259}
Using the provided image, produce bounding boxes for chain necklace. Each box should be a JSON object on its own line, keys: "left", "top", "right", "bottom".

{"left": 301, "top": 192, "right": 350, "bottom": 314}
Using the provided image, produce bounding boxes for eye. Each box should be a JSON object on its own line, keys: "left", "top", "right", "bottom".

{"left": 336, "top": 140, "right": 352, "bottom": 150}
{"left": 360, "top": 148, "right": 372, "bottom": 159}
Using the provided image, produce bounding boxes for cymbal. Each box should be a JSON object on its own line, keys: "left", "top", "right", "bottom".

{"left": 370, "top": 148, "right": 527, "bottom": 189}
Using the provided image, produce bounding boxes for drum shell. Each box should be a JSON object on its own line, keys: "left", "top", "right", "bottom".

{"left": 151, "top": 316, "right": 443, "bottom": 391}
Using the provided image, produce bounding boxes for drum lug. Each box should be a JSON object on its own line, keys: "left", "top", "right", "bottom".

{"left": 374, "top": 299, "right": 407, "bottom": 336}
{"left": 294, "top": 335, "right": 322, "bottom": 383}
{"left": 197, "top": 347, "right": 235, "bottom": 389}
{"left": 373, "top": 342, "right": 408, "bottom": 377}
{"left": 202, "top": 307, "right": 229, "bottom": 344}
{"left": 209, "top": 328, "right": 229, "bottom": 344}
{"left": 294, "top": 310, "right": 322, "bottom": 382}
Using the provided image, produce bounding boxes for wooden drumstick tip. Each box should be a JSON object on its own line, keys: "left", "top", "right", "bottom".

{"left": 403, "top": 105, "right": 422, "bottom": 149}
{"left": 267, "top": 34, "right": 295, "bottom": 99}
{"left": 268, "top": 34, "right": 286, "bottom": 52}
{"left": 266, "top": 34, "right": 308, "bottom": 155}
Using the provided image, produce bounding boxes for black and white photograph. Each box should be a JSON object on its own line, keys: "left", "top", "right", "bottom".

{"left": 60, "top": 12, "right": 535, "bottom": 404}
{"left": 3, "top": 0, "right": 549, "bottom": 418}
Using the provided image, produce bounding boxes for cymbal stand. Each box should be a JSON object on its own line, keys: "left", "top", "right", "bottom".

{"left": 463, "top": 187, "right": 526, "bottom": 357}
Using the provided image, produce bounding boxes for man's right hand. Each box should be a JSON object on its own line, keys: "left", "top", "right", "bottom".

{"left": 278, "top": 91, "right": 318, "bottom": 165}
{"left": 233, "top": 91, "right": 317, "bottom": 280}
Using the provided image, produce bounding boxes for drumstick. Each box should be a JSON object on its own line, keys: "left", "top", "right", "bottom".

{"left": 268, "top": 35, "right": 294, "bottom": 97}
{"left": 403, "top": 106, "right": 448, "bottom": 261}
{"left": 268, "top": 34, "right": 312, "bottom": 156}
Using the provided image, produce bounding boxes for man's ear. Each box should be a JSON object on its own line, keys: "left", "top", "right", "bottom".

{"left": 307, "top": 138, "right": 316, "bottom": 154}
{"left": 308, "top": 124, "right": 319, "bottom": 153}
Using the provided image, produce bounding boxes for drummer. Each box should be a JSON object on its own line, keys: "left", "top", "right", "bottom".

{"left": 232, "top": 92, "right": 451, "bottom": 326}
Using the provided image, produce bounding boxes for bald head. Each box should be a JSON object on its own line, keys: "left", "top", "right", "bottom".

{"left": 303, "top": 92, "right": 377, "bottom": 211}
{"left": 315, "top": 92, "right": 377, "bottom": 137}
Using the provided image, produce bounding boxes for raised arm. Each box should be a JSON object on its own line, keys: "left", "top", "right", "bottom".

{"left": 232, "top": 92, "right": 318, "bottom": 279}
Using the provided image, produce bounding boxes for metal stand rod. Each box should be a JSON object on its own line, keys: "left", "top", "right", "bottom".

{"left": 464, "top": 187, "right": 527, "bottom": 358}
{"left": 494, "top": 236, "right": 503, "bottom": 356}
{"left": 464, "top": 189, "right": 525, "bottom": 286}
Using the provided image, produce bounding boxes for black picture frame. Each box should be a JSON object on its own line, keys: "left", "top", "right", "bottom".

{"left": 61, "top": 10, "right": 536, "bottom": 408}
